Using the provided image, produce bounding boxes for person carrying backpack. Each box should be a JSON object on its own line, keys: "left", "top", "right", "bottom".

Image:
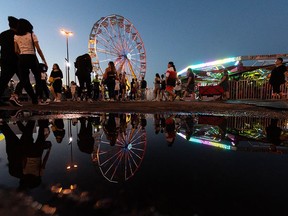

{"left": 75, "top": 53, "right": 93, "bottom": 102}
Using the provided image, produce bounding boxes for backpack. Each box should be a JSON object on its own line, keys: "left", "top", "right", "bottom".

{"left": 75, "top": 54, "right": 92, "bottom": 73}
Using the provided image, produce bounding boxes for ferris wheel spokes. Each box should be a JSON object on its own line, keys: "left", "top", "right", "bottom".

{"left": 96, "top": 48, "right": 119, "bottom": 57}
{"left": 97, "top": 36, "right": 122, "bottom": 55}
{"left": 102, "top": 23, "right": 124, "bottom": 54}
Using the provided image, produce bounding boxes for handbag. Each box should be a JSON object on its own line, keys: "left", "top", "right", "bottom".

{"left": 48, "top": 76, "right": 54, "bottom": 83}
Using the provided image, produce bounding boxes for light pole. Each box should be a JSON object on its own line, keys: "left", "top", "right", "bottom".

{"left": 60, "top": 29, "right": 73, "bottom": 87}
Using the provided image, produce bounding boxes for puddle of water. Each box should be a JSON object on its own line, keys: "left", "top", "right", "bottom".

{"left": 0, "top": 111, "right": 288, "bottom": 216}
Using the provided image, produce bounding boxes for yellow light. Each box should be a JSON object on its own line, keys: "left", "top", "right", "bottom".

{"left": 51, "top": 185, "right": 63, "bottom": 193}
{"left": 60, "top": 29, "right": 73, "bottom": 36}
{"left": 62, "top": 189, "right": 72, "bottom": 195}
{"left": 0, "top": 133, "right": 4, "bottom": 141}
{"left": 70, "top": 184, "right": 77, "bottom": 190}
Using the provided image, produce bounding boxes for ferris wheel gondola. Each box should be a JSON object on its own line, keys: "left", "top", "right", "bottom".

{"left": 88, "top": 14, "right": 147, "bottom": 81}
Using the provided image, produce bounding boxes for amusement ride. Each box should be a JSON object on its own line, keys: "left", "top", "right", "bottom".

{"left": 88, "top": 14, "right": 146, "bottom": 82}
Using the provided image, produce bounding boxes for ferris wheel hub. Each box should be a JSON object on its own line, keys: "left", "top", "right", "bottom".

{"left": 127, "top": 143, "right": 132, "bottom": 150}
{"left": 127, "top": 53, "right": 131, "bottom": 60}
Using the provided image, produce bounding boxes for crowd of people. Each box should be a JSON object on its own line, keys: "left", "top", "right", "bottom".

{"left": 0, "top": 15, "right": 212, "bottom": 107}
{"left": 1, "top": 16, "right": 287, "bottom": 107}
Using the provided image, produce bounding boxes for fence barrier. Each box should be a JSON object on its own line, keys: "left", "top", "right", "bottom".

{"left": 228, "top": 80, "right": 287, "bottom": 100}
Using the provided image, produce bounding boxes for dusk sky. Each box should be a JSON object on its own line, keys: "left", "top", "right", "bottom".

{"left": 1, "top": 0, "right": 288, "bottom": 86}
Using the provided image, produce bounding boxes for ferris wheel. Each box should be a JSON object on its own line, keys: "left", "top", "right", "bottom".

{"left": 97, "top": 124, "right": 147, "bottom": 183}
{"left": 88, "top": 14, "right": 147, "bottom": 81}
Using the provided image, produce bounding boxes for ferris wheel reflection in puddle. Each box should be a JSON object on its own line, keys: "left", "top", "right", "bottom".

{"left": 93, "top": 113, "right": 147, "bottom": 183}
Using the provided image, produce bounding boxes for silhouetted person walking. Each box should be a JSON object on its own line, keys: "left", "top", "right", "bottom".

{"left": 75, "top": 53, "right": 93, "bottom": 102}
{"left": 10, "top": 18, "right": 48, "bottom": 106}
{"left": 0, "top": 16, "right": 19, "bottom": 106}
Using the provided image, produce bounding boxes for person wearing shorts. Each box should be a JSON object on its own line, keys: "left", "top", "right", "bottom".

{"left": 165, "top": 61, "right": 177, "bottom": 101}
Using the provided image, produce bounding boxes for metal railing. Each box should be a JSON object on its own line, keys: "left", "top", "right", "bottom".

{"left": 229, "top": 80, "right": 287, "bottom": 100}
{"left": 133, "top": 80, "right": 287, "bottom": 101}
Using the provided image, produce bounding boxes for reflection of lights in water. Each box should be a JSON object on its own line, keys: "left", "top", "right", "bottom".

{"left": 51, "top": 184, "right": 63, "bottom": 193}
{"left": 190, "top": 137, "right": 233, "bottom": 150}
{"left": 66, "top": 164, "right": 78, "bottom": 170}
{"left": 177, "top": 132, "right": 234, "bottom": 150}
{"left": 51, "top": 184, "right": 77, "bottom": 195}
{"left": 98, "top": 127, "right": 147, "bottom": 183}
{"left": 66, "top": 119, "right": 78, "bottom": 170}
{"left": 284, "top": 120, "right": 288, "bottom": 129}
{"left": 0, "top": 133, "right": 4, "bottom": 141}
{"left": 50, "top": 183, "right": 91, "bottom": 205}
{"left": 41, "top": 205, "right": 57, "bottom": 215}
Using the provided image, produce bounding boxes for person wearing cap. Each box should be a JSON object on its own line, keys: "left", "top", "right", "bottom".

{"left": 0, "top": 16, "right": 19, "bottom": 106}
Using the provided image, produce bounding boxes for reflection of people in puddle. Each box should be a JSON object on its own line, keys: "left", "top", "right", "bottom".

{"left": 72, "top": 118, "right": 78, "bottom": 126}
{"left": 91, "top": 115, "right": 102, "bottom": 132}
{"left": 0, "top": 119, "right": 51, "bottom": 189}
{"left": 266, "top": 119, "right": 282, "bottom": 151}
{"left": 119, "top": 113, "right": 127, "bottom": 135}
{"left": 181, "top": 115, "right": 195, "bottom": 140}
{"left": 160, "top": 114, "right": 166, "bottom": 133}
{"left": 103, "top": 113, "right": 119, "bottom": 146}
{"left": 51, "top": 118, "right": 65, "bottom": 143}
{"left": 140, "top": 114, "right": 147, "bottom": 130}
{"left": 77, "top": 118, "right": 94, "bottom": 154}
{"left": 131, "top": 113, "right": 140, "bottom": 129}
{"left": 165, "top": 115, "right": 176, "bottom": 147}
{"left": 154, "top": 114, "right": 161, "bottom": 134}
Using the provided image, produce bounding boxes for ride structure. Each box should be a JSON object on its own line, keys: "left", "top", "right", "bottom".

{"left": 178, "top": 53, "right": 288, "bottom": 100}
{"left": 178, "top": 53, "right": 288, "bottom": 82}
{"left": 88, "top": 14, "right": 147, "bottom": 82}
